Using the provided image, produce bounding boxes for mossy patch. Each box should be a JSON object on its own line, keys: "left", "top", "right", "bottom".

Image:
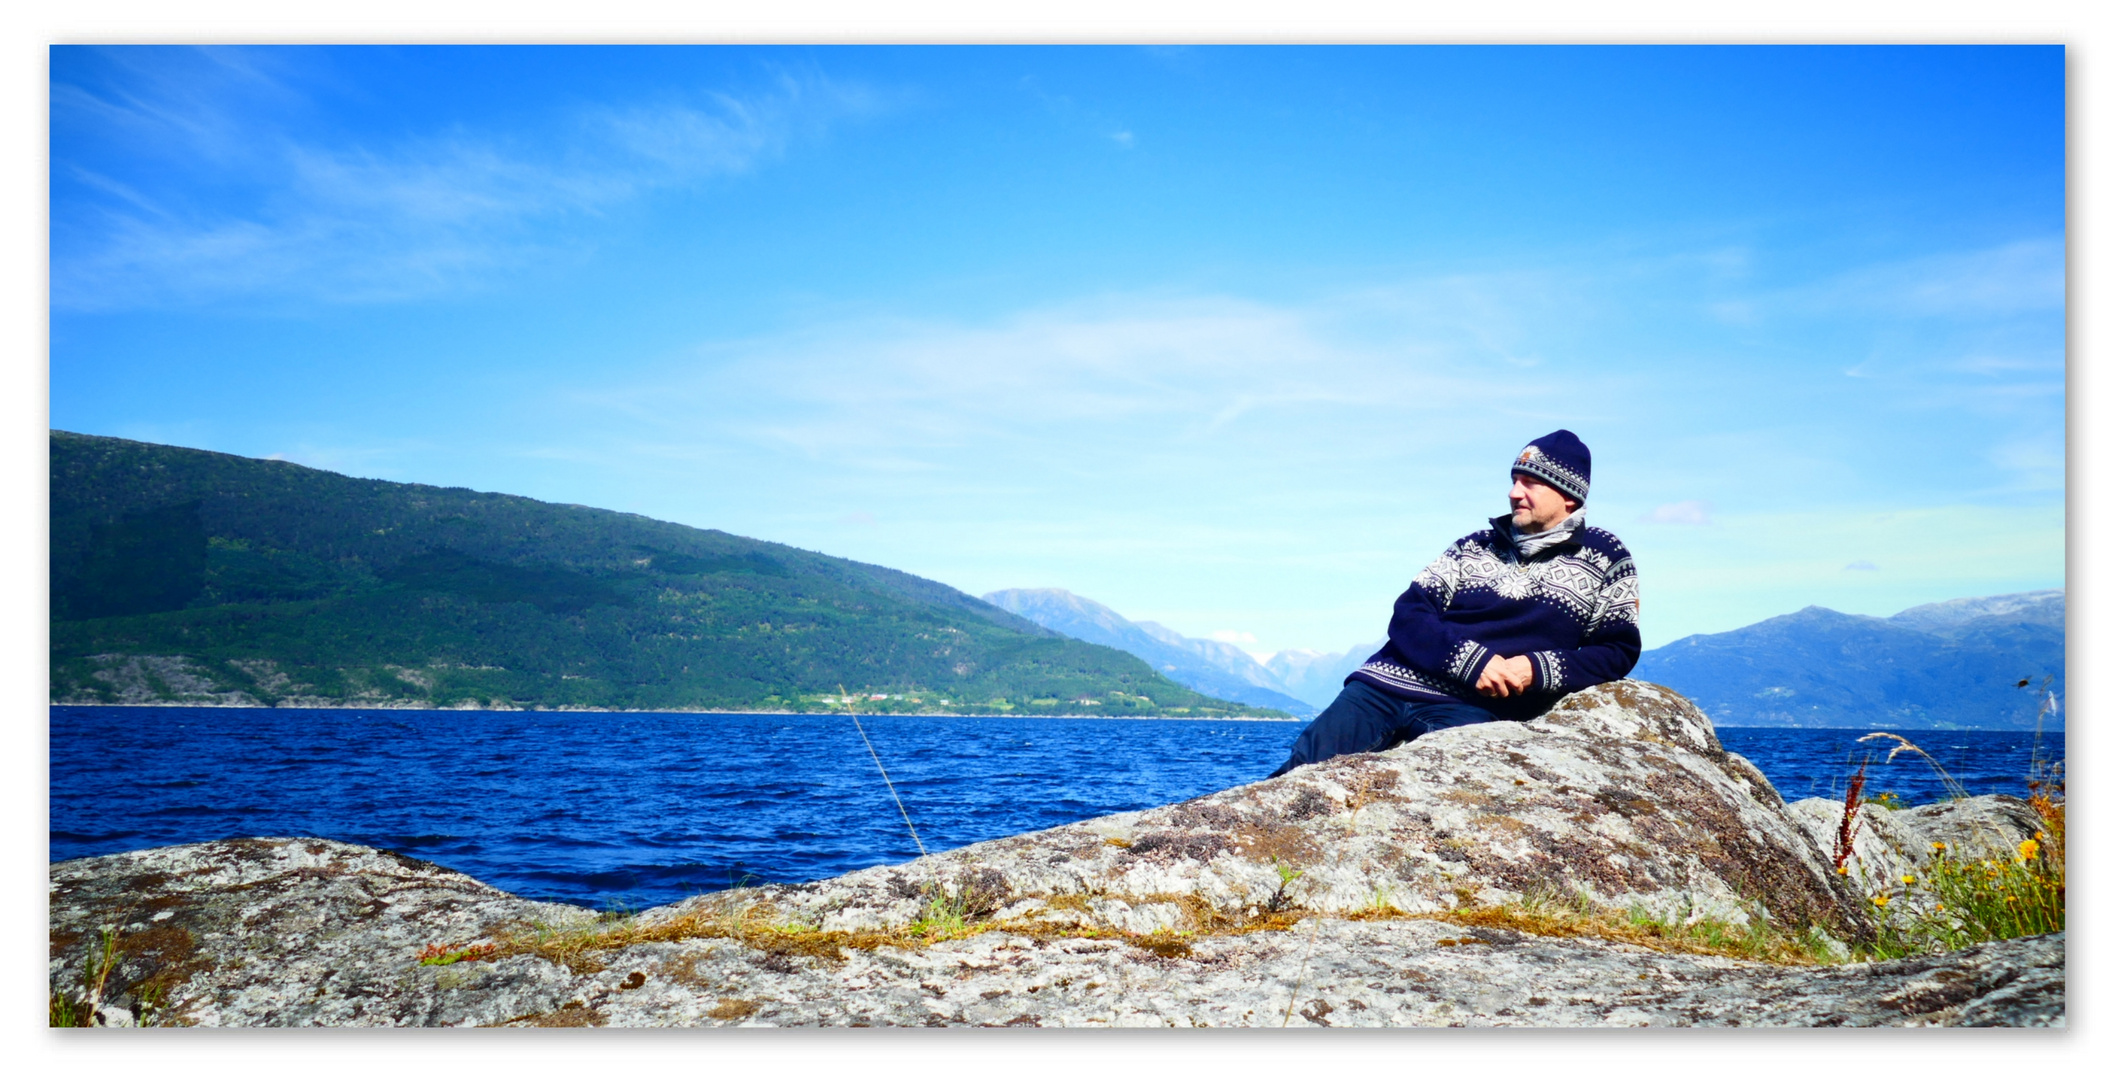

{"left": 510, "top": 1002, "right": 608, "bottom": 1027}
{"left": 707, "top": 998, "right": 761, "bottom": 1021}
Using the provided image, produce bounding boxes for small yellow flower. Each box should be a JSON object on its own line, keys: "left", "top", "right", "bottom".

{"left": 1901, "top": 874, "right": 1916, "bottom": 885}
{"left": 1870, "top": 895, "right": 1890, "bottom": 907}
{"left": 1934, "top": 903, "right": 1945, "bottom": 912}
{"left": 1931, "top": 841, "right": 1947, "bottom": 851}
{"left": 1837, "top": 867, "right": 1849, "bottom": 875}
{"left": 2034, "top": 831, "right": 2046, "bottom": 841}
{"left": 2019, "top": 839, "right": 2041, "bottom": 860}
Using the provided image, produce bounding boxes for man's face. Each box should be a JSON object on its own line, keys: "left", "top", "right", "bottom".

{"left": 1509, "top": 472, "right": 1578, "bottom": 534}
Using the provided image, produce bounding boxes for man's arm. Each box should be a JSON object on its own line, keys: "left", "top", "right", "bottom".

{"left": 1521, "top": 554, "right": 1641, "bottom": 696}
{"left": 1382, "top": 540, "right": 1502, "bottom": 691}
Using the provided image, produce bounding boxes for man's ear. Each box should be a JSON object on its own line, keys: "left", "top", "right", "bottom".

{"left": 1565, "top": 497, "right": 1581, "bottom": 514}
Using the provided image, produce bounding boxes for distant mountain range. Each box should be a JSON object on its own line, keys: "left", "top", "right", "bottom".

{"left": 49, "top": 431, "right": 1277, "bottom": 718}
{"left": 1632, "top": 590, "right": 2064, "bottom": 730}
{"left": 989, "top": 586, "right": 2065, "bottom": 731}
{"left": 1261, "top": 644, "right": 1383, "bottom": 710}
{"left": 980, "top": 589, "right": 1320, "bottom": 717}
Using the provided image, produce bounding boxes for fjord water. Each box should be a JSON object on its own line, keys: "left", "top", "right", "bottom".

{"left": 50, "top": 707, "right": 2060, "bottom": 911}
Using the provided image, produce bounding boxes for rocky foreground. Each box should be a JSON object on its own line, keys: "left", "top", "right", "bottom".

{"left": 50, "top": 681, "right": 2063, "bottom": 1027}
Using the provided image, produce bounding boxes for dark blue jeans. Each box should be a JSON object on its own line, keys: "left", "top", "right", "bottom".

{"left": 1268, "top": 680, "right": 1498, "bottom": 778}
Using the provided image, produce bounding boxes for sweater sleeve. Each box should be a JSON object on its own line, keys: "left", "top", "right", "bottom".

{"left": 1525, "top": 551, "right": 1641, "bottom": 696}
{"left": 1384, "top": 540, "right": 1500, "bottom": 689}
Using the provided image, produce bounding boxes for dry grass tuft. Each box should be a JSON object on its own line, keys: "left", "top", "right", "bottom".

{"left": 477, "top": 881, "right": 1851, "bottom": 976}
{"left": 1407, "top": 897, "right": 1837, "bottom": 966}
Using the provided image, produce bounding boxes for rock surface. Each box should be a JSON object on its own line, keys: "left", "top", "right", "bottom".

{"left": 50, "top": 681, "right": 2064, "bottom": 1027}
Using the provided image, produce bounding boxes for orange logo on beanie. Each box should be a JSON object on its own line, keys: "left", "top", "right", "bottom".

{"left": 1516, "top": 446, "right": 1540, "bottom": 466}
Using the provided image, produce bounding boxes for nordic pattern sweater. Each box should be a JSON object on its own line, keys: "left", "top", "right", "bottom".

{"left": 1347, "top": 514, "right": 1641, "bottom": 722}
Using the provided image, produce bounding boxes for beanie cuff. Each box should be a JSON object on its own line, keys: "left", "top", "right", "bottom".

{"left": 1512, "top": 458, "right": 1589, "bottom": 504}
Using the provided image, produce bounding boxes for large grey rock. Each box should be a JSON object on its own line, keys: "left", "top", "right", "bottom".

{"left": 50, "top": 681, "right": 2063, "bottom": 1027}
{"left": 734, "top": 678, "right": 1868, "bottom": 939}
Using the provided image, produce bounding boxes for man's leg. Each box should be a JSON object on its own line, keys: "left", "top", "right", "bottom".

{"left": 1267, "top": 681, "right": 1415, "bottom": 778}
{"left": 1399, "top": 700, "right": 1501, "bottom": 741}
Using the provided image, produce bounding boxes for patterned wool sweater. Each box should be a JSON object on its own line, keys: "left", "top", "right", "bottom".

{"left": 1347, "top": 513, "right": 1641, "bottom": 721}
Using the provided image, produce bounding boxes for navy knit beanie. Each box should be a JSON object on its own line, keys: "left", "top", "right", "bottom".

{"left": 1510, "top": 430, "right": 1591, "bottom": 504}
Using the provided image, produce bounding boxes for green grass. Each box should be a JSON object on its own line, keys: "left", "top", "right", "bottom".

{"left": 49, "top": 929, "right": 121, "bottom": 1028}
{"left": 907, "top": 889, "right": 974, "bottom": 938}
{"left": 1843, "top": 735, "right": 2066, "bottom": 961}
{"left": 1851, "top": 782, "right": 2065, "bottom": 960}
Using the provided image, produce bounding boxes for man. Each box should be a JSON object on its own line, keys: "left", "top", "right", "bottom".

{"left": 1268, "top": 429, "right": 1639, "bottom": 777}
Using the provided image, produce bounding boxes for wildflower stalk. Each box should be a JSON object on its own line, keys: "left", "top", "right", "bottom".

{"left": 1833, "top": 758, "right": 1867, "bottom": 873}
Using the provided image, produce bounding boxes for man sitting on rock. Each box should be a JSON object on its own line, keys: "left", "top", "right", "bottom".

{"left": 1269, "top": 429, "right": 1640, "bottom": 777}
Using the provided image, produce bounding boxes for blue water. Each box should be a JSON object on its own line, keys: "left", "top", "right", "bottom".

{"left": 1715, "top": 727, "right": 2060, "bottom": 807}
{"left": 49, "top": 707, "right": 2062, "bottom": 911}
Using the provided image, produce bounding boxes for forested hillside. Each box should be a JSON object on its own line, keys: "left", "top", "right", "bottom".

{"left": 50, "top": 431, "right": 1279, "bottom": 717}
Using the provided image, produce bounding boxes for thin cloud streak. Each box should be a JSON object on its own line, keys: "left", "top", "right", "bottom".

{"left": 554, "top": 237, "right": 2068, "bottom": 522}
{"left": 566, "top": 289, "right": 1550, "bottom": 489}
{"left": 1767, "top": 238, "right": 2065, "bottom": 319}
{"left": 1643, "top": 500, "right": 1714, "bottom": 526}
{"left": 53, "top": 55, "right": 888, "bottom": 310}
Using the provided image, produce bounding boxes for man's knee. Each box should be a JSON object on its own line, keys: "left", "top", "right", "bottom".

{"left": 1405, "top": 701, "right": 1499, "bottom": 739}
{"left": 1310, "top": 682, "right": 1401, "bottom": 738}
{"left": 1279, "top": 681, "right": 1414, "bottom": 771}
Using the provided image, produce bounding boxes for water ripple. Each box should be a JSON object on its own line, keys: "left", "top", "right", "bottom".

{"left": 49, "top": 706, "right": 2057, "bottom": 911}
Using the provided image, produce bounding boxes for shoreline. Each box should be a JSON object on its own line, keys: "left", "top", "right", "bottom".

{"left": 45, "top": 701, "right": 2064, "bottom": 730}
{"left": 49, "top": 700, "right": 1308, "bottom": 722}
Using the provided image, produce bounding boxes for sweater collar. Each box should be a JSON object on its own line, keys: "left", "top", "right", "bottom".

{"left": 1490, "top": 509, "right": 1585, "bottom": 558}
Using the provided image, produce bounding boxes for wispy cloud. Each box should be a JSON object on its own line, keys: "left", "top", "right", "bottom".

{"left": 51, "top": 46, "right": 314, "bottom": 166}
{"left": 1642, "top": 500, "right": 1713, "bottom": 526}
{"left": 551, "top": 232, "right": 2069, "bottom": 520}
{"left": 1987, "top": 432, "right": 2066, "bottom": 492}
{"left": 1773, "top": 238, "right": 2065, "bottom": 319}
{"left": 1019, "top": 74, "right": 1138, "bottom": 152}
{"left": 52, "top": 51, "right": 887, "bottom": 309}
{"left": 564, "top": 284, "right": 1575, "bottom": 505}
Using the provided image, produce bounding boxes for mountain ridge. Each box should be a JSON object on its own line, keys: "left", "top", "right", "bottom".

{"left": 980, "top": 588, "right": 1318, "bottom": 718}
{"left": 49, "top": 431, "right": 1282, "bottom": 718}
{"left": 987, "top": 581, "right": 2065, "bottom": 730}
{"left": 1263, "top": 643, "right": 1383, "bottom": 709}
{"left": 1631, "top": 591, "right": 2063, "bottom": 730}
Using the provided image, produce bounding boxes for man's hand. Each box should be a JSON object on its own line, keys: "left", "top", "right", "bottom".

{"left": 1474, "top": 655, "right": 1534, "bottom": 698}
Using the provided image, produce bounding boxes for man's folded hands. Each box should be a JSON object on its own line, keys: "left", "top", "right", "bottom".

{"left": 1474, "top": 654, "right": 1535, "bottom": 698}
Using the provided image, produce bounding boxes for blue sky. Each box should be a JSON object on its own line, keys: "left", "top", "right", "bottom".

{"left": 48, "top": 44, "right": 2066, "bottom": 657}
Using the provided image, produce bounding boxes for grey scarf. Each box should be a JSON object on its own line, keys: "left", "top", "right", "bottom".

{"left": 1509, "top": 509, "right": 1584, "bottom": 559}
